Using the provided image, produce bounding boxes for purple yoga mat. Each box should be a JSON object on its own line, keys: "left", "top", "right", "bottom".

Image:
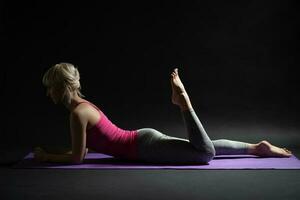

{"left": 13, "top": 153, "right": 300, "bottom": 170}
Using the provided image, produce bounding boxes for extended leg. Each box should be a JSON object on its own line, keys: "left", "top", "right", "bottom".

{"left": 212, "top": 139, "right": 250, "bottom": 155}
{"left": 212, "top": 139, "right": 293, "bottom": 157}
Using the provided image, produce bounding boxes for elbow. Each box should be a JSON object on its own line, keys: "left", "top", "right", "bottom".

{"left": 72, "top": 159, "right": 83, "bottom": 165}
{"left": 71, "top": 149, "right": 88, "bottom": 164}
{"left": 72, "top": 156, "right": 83, "bottom": 164}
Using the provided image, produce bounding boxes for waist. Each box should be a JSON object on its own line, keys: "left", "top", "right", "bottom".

{"left": 87, "top": 129, "right": 139, "bottom": 160}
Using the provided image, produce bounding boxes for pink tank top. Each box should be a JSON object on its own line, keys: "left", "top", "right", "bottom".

{"left": 75, "top": 101, "right": 138, "bottom": 160}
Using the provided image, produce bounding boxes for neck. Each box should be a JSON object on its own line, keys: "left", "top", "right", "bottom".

{"left": 63, "top": 94, "right": 85, "bottom": 112}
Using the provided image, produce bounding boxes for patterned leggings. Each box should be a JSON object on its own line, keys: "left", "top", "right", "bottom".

{"left": 136, "top": 109, "right": 250, "bottom": 164}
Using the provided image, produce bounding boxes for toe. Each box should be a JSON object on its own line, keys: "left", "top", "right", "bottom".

{"left": 283, "top": 148, "right": 291, "bottom": 153}
{"left": 282, "top": 148, "right": 292, "bottom": 155}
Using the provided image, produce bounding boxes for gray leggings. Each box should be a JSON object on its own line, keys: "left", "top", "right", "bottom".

{"left": 136, "top": 109, "right": 250, "bottom": 164}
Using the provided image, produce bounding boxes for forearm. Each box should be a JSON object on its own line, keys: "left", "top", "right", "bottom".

{"left": 45, "top": 153, "right": 74, "bottom": 164}
{"left": 45, "top": 148, "right": 89, "bottom": 164}
{"left": 44, "top": 147, "right": 72, "bottom": 155}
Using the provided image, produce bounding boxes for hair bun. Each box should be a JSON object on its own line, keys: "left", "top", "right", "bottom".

{"left": 42, "top": 62, "right": 85, "bottom": 104}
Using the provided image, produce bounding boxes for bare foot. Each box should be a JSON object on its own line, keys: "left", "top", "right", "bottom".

{"left": 170, "top": 68, "right": 186, "bottom": 104}
{"left": 170, "top": 68, "right": 192, "bottom": 110}
{"left": 253, "top": 140, "right": 292, "bottom": 158}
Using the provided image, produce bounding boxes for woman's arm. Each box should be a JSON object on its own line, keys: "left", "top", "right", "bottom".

{"left": 45, "top": 153, "right": 73, "bottom": 163}
{"left": 45, "top": 148, "right": 88, "bottom": 163}
{"left": 34, "top": 110, "right": 88, "bottom": 164}
{"left": 69, "top": 110, "right": 88, "bottom": 164}
{"left": 42, "top": 146, "right": 72, "bottom": 154}
{"left": 34, "top": 147, "right": 88, "bottom": 164}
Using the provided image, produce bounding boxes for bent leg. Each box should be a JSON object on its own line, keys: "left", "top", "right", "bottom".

{"left": 182, "top": 109, "right": 216, "bottom": 158}
{"left": 170, "top": 68, "right": 215, "bottom": 161}
{"left": 136, "top": 128, "right": 211, "bottom": 164}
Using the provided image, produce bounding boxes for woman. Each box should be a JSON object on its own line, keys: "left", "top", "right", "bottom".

{"left": 34, "top": 63, "right": 292, "bottom": 164}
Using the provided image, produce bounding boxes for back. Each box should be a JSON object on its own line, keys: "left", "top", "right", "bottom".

{"left": 76, "top": 101, "right": 138, "bottom": 160}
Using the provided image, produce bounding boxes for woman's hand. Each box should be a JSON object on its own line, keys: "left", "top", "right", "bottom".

{"left": 33, "top": 147, "right": 48, "bottom": 162}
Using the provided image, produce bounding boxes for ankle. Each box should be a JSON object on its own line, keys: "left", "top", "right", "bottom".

{"left": 179, "top": 100, "right": 193, "bottom": 111}
{"left": 247, "top": 143, "right": 258, "bottom": 155}
{"left": 178, "top": 93, "right": 193, "bottom": 110}
{"left": 180, "top": 105, "right": 193, "bottom": 112}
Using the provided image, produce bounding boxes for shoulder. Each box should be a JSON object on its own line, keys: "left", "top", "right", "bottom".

{"left": 70, "top": 105, "right": 89, "bottom": 124}
{"left": 70, "top": 102, "right": 101, "bottom": 125}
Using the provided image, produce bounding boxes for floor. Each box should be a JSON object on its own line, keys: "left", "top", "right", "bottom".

{"left": 1, "top": 109, "right": 300, "bottom": 200}
{"left": 1, "top": 160, "right": 300, "bottom": 200}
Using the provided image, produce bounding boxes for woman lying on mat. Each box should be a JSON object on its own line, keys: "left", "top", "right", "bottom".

{"left": 34, "top": 63, "right": 292, "bottom": 164}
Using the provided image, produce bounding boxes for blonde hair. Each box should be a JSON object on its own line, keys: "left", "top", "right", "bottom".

{"left": 42, "top": 62, "right": 85, "bottom": 104}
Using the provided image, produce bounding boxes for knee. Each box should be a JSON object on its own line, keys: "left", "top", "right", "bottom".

{"left": 138, "top": 128, "right": 158, "bottom": 135}
{"left": 200, "top": 146, "right": 216, "bottom": 163}
{"left": 206, "top": 151, "right": 216, "bottom": 163}
{"left": 144, "top": 128, "right": 158, "bottom": 134}
{"left": 205, "top": 151, "right": 215, "bottom": 163}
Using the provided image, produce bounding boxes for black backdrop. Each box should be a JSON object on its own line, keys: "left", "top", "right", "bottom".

{"left": 2, "top": 1, "right": 299, "bottom": 150}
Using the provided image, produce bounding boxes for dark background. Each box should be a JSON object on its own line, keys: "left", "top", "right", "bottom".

{"left": 2, "top": 1, "right": 300, "bottom": 200}
{"left": 1, "top": 0, "right": 300, "bottom": 159}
